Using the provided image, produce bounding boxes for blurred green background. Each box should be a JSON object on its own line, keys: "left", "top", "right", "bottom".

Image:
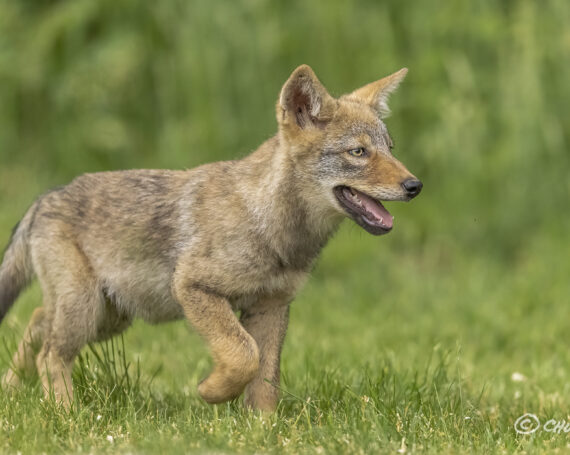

{"left": 1, "top": 0, "right": 568, "bottom": 253}
{"left": 0, "top": 0, "right": 569, "bottom": 451}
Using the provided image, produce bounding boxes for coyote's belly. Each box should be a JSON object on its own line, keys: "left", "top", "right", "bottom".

{"left": 95, "top": 253, "right": 182, "bottom": 324}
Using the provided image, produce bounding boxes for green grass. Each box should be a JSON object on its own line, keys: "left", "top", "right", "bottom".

{"left": 1, "top": 0, "right": 569, "bottom": 453}
{"left": 1, "top": 213, "right": 568, "bottom": 453}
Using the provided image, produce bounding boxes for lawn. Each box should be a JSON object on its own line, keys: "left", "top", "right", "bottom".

{"left": 0, "top": 0, "right": 569, "bottom": 453}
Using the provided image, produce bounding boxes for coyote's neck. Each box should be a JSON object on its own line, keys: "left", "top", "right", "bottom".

{"left": 243, "top": 136, "right": 341, "bottom": 270}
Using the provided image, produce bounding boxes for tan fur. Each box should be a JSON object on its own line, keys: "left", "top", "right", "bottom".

{"left": 0, "top": 65, "right": 421, "bottom": 411}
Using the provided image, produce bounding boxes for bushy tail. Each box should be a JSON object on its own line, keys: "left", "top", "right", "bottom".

{"left": 0, "top": 209, "right": 35, "bottom": 324}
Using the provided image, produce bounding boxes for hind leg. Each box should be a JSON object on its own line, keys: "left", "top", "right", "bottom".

{"left": 36, "top": 292, "right": 102, "bottom": 408}
{"left": 32, "top": 237, "right": 103, "bottom": 409}
{"left": 1, "top": 307, "right": 48, "bottom": 388}
{"left": 35, "top": 294, "right": 131, "bottom": 409}
{"left": 36, "top": 343, "right": 74, "bottom": 407}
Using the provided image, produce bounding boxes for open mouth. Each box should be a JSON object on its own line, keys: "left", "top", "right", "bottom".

{"left": 333, "top": 186, "right": 394, "bottom": 235}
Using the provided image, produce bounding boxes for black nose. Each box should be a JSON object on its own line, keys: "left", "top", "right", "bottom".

{"left": 402, "top": 179, "right": 423, "bottom": 198}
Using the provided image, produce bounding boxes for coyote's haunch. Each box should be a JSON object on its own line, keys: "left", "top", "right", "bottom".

{"left": 0, "top": 65, "right": 422, "bottom": 411}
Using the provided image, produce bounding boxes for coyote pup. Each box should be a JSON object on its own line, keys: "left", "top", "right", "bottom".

{"left": 0, "top": 65, "right": 422, "bottom": 411}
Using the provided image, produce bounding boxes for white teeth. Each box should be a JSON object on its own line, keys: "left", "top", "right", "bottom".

{"left": 347, "top": 191, "right": 362, "bottom": 205}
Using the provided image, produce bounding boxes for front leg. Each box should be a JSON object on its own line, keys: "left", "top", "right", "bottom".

{"left": 240, "top": 298, "right": 290, "bottom": 411}
{"left": 173, "top": 279, "right": 260, "bottom": 404}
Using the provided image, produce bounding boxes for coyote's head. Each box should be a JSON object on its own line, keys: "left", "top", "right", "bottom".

{"left": 277, "top": 64, "right": 422, "bottom": 235}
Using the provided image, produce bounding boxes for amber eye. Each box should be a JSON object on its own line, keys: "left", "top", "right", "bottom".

{"left": 348, "top": 147, "right": 366, "bottom": 157}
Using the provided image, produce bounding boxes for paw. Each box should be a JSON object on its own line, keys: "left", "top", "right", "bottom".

{"left": 244, "top": 381, "right": 279, "bottom": 412}
{"left": 198, "top": 348, "right": 260, "bottom": 404}
{"left": 198, "top": 372, "right": 244, "bottom": 404}
{"left": 198, "top": 364, "right": 258, "bottom": 404}
{"left": 1, "top": 369, "right": 21, "bottom": 390}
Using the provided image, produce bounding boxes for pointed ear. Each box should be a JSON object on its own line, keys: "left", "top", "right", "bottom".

{"left": 278, "top": 64, "right": 336, "bottom": 129}
{"left": 347, "top": 68, "right": 408, "bottom": 118}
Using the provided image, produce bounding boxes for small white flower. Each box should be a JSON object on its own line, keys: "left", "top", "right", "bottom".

{"left": 106, "top": 435, "right": 114, "bottom": 443}
{"left": 397, "top": 437, "right": 407, "bottom": 453}
{"left": 511, "top": 372, "right": 526, "bottom": 382}
{"left": 96, "top": 415, "right": 102, "bottom": 421}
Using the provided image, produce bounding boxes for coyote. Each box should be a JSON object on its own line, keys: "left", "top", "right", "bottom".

{"left": 0, "top": 65, "right": 422, "bottom": 411}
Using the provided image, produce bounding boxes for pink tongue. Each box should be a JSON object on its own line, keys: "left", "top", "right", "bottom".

{"left": 353, "top": 189, "right": 394, "bottom": 228}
